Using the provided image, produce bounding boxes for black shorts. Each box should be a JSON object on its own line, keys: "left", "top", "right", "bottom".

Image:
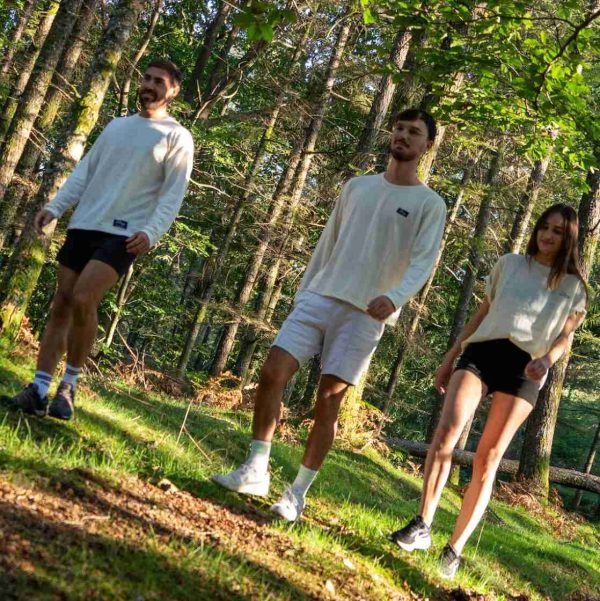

{"left": 455, "top": 339, "right": 541, "bottom": 406}
{"left": 57, "top": 229, "right": 136, "bottom": 276}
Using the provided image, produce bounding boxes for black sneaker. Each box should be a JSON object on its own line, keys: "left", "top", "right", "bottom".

{"left": 8, "top": 384, "right": 48, "bottom": 417}
{"left": 388, "top": 515, "right": 432, "bottom": 551}
{"left": 438, "top": 543, "right": 460, "bottom": 579}
{"left": 48, "top": 382, "right": 75, "bottom": 421}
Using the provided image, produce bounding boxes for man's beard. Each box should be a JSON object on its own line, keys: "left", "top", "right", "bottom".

{"left": 390, "top": 144, "right": 418, "bottom": 162}
{"left": 139, "top": 91, "right": 160, "bottom": 109}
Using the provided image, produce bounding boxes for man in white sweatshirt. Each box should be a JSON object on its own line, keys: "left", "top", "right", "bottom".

{"left": 9, "top": 58, "right": 194, "bottom": 421}
{"left": 213, "top": 108, "right": 447, "bottom": 521}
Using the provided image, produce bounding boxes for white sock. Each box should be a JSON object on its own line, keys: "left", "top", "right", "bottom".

{"left": 291, "top": 464, "right": 319, "bottom": 498}
{"left": 61, "top": 363, "right": 81, "bottom": 388}
{"left": 245, "top": 439, "right": 271, "bottom": 473}
{"left": 33, "top": 371, "right": 53, "bottom": 398}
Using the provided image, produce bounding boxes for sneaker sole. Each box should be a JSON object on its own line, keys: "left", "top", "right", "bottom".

{"left": 211, "top": 475, "right": 270, "bottom": 497}
{"left": 438, "top": 568, "right": 458, "bottom": 580}
{"left": 48, "top": 411, "right": 73, "bottom": 421}
{"left": 269, "top": 504, "right": 300, "bottom": 523}
{"left": 393, "top": 537, "right": 432, "bottom": 552}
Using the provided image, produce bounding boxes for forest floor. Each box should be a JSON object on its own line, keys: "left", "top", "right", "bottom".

{"left": 0, "top": 339, "right": 599, "bottom": 601}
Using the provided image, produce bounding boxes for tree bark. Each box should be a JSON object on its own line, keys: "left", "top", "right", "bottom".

{"left": 517, "top": 155, "right": 600, "bottom": 497}
{"left": 1, "top": 0, "right": 37, "bottom": 76}
{"left": 351, "top": 28, "right": 412, "bottom": 173}
{"left": 0, "top": 0, "right": 143, "bottom": 340}
{"left": 193, "top": 36, "right": 269, "bottom": 122}
{"left": 117, "top": 0, "right": 163, "bottom": 116}
{"left": 1, "top": 0, "right": 99, "bottom": 246}
{"left": 0, "top": 0, "right": 84, "bottom": 246}
{"left": 0, "top": 0, "right": 61, "bottom": 141}
{"left": 504, "top": 153, "right": 552, "bottom": 254}
{"left": 104, "top": 264, "right": 135, "bottom": 348}
{"left": 209, "top": 8, "right": 353, "bottom": 376}
{"left": 385, "top": 437, "right": 600, "bottom": 495}
{"left": 183, "top": 0, "right": 235, "bottom": 103}
{"left": 572, "top": 420, "right": 600, "bottom": 510}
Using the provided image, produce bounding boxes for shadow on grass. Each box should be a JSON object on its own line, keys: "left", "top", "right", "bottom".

{"left": 2, "top": 372, "right": 598, "bottom": 600}
{"left": 0, "top": 500, "right": 313, "bottom": 600}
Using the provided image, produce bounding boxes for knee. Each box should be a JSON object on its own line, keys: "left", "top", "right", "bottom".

{"left": 473, "top": 447, "right": 502, "bottom": 481}
{"left": 259, "top": 361, "right": 289, "bottom": 389}
{"left": 433, "top": 422, "right": 461, "bottom": 453}
{"left": 50, "top": 291, "right": 74, "bottom": 322}
{"left": 72, "top": 290, "right": 97, "bottom": 322}
{"left": 314, "top": 391, "right": 342, "bottom": 426}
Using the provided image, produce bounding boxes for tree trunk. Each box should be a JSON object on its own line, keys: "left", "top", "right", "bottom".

{"left": 0, "top": 0, "right": 143, "bottom": 340}
{"left": 339, "top": 370, "right": 368, "bottom": 440}
{"left": 0, "top": 0, "right": 61, "bottom": 141}
{"left": 104, "top": 264, "right": 135, "bottom": 348}
{"left": 209, "top": 9, "right": 352, "bottom": 376}
{"left": 176, "top": 23, "right": 310, "bottom": 377}
{"left": 351, "top": 28, "right": 412, "bottom": 173}
{"left": 517, "top": 156, "right": 600, "bottom": 498}
{"left": 385, "top": 437, "right": 600, "bottom": 495}
{"left": 232, "top": 240, "right": 286, "bottom": 381}
{"left": 193, "top": 37, "right": 269, "bottom": 122}
{"left": 117, "top": 0, "right": 163, "bottom": 115}
{"left": 0, "top": 0, "right": 84, "bottom": 246}
{"left": 572, "top": 420, "right": 600, "bottom": 510}
{"left": 1, "top": 0, "right": 37, "bottom": 76}
{"left": 299, "top": 354, "right": 321, "bottom": 411}
{"left": 426, "top": 148, "right": 504, "bottom": 441}
{"left": 183, "top": 0, "right": 235, "bottom": 103}
{"left": 1, "top": 0, "right": 99, "bottom": 246}
{"left": 504, "top": 153, "right": 552, "bottom": 254}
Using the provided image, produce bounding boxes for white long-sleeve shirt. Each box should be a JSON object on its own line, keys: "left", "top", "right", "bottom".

{"left": 297, "top": 173, "right": 447, "bottom": 325}
{"left": 45, "top": 113, "right": 194, "bottom": 247}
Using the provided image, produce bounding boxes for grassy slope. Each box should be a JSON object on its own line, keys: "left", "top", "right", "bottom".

{"left": 0, "top": 342, "right": 598, "bottom": 601}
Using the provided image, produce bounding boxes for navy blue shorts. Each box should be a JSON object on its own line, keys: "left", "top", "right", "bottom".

{"left": 455, "top": 339, "right": 541, "bottom": 406}
{"left": 57, "top": 229, "right": 136, "bottom": 276}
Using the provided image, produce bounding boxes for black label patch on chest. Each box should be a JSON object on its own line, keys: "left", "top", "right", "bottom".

{"left": 396, "top": 207, "right": 410, "bottom": 217}
{"left": 113, "top": 219, "right": 128, "bottom": 229}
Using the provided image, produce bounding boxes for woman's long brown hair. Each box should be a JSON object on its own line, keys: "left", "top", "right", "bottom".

{"left": 526, "top": 203, "right": 588, "bottom": 304}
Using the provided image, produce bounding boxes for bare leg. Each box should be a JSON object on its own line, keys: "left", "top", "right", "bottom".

{"left": 36, "top": 265, "right": 80, "bottom": 375}
{"left": 419, "top": 370, "right": 485, "bottom": 526}
{"left": 302, "top": 374, "right": 349, "bottom": 470}
{"left": 67, "top": 260, "right": 120, "bottom": 368}
{"left": 450, "top": 392, "right": 533, "bottom": 554}
{"left": 252, "top": 346, "right": 299, "bottom": 441}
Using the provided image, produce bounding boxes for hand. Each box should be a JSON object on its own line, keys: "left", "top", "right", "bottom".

{"left": 525, "top": 355, "right": 551, "bottom": 381}
{"left": 126, "top": 232, "right": 151, "bottom": 255}
{"left": 34, "top": 209, "right": 56, "bottom": 235}
{"left": 435, "top": 359, "right": 454, "bottom": 395}
{"left": 366, "top": 296, "right": 396, "bottom": 321}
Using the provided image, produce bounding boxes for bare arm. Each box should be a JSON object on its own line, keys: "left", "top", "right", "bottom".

{"left": 524, "top": 311, "right": 585, "bottom": 380}
{"left": 435, "top": 297, "right": 490, "bottom": 394}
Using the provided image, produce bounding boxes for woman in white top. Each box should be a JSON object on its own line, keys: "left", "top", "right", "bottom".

{"left": 389, "top": 203, "right": 588, "bottom": 578}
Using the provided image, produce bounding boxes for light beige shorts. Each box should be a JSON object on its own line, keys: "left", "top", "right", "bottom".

{"left": 272, "top": 291, "right": 385, "bottom": 385}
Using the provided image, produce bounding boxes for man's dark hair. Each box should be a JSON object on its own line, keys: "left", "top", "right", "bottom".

{"left": 146, "top": 58, "right": 182, "bottom": 86}
{"left": 393, "top": 108, "right": 437, "bottom": 141}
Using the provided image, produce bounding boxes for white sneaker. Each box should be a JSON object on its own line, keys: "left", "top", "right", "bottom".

{"left": 270, "top": 486, "right": 305, "bottom": 522}
{"left": 211, "top": 463, "right": 270, "bottom": 496}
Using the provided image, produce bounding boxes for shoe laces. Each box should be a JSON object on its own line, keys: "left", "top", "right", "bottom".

{"left": 281, "top": 486, "right": 302, "bottom": 508}
{"left": 404, "top": 515, "right": 427, "bottom": 536}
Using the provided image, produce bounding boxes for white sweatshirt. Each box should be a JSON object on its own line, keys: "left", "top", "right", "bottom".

{"left": 45, "top": 113, "right": 194, "bottom": 247}
{"left": 298, "top": 173, "right": 447, "bottom": 325}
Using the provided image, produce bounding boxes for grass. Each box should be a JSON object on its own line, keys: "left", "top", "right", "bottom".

{"left": 0, "top": 340, "right": 599, "bottom": 600}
